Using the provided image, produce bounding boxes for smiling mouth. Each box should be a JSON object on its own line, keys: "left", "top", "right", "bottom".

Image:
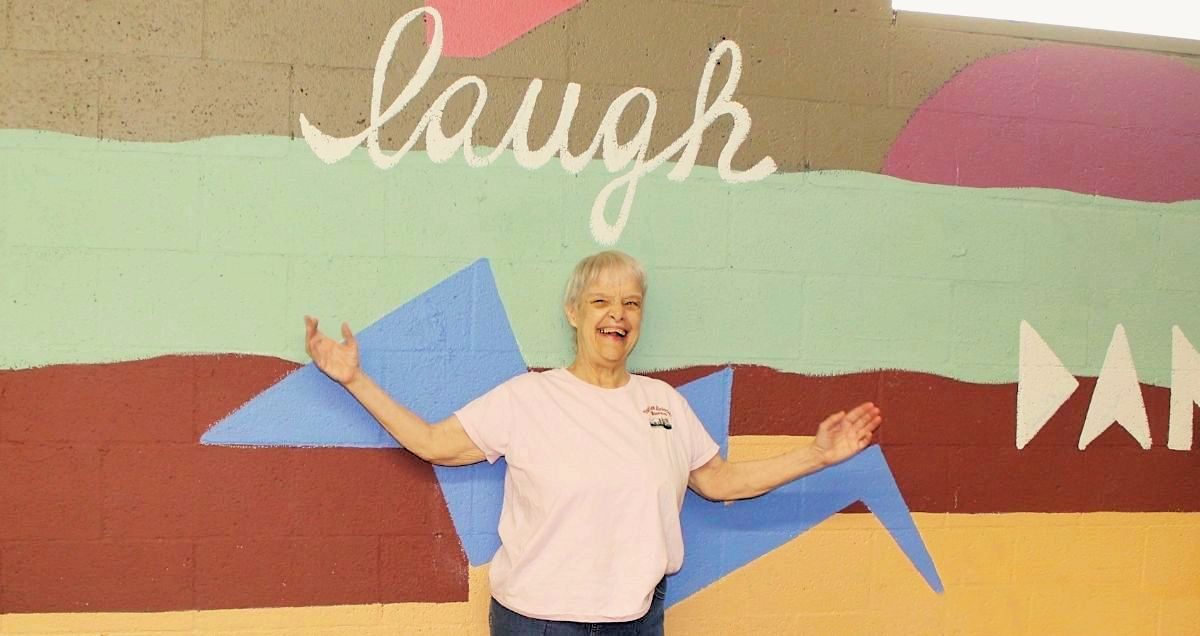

{"left": 598, "top": 327, "right": 628, "bottom": 340}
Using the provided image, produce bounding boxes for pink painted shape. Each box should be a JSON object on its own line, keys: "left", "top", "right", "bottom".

{"left": 426, "top": 0, "right": 581, "bottom": 58}
{"left": 883, "top": 45, "right": 1200, "bottom": 202}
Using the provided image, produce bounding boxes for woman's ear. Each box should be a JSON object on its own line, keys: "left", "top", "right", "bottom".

{"left": 564, "top": 303, "right": 577, "bottom": 329}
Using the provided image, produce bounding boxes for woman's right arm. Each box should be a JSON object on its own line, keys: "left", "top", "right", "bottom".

{"left": 305, "top": 316, "right": 485, "bottom": 466}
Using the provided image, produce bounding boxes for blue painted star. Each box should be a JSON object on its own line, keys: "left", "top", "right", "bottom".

{"left": 201, "top": 259, "right": 942, "bottom": 602}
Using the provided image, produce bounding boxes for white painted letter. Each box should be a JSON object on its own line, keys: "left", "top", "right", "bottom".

{"left": 485, "top": 80, "right": 582, "bottom": 170}
{"left": 586, "top": 88, "right": 659, "bottom": 245}
{"left": 1017, "top": 320, "right": 1080, "bottom": 449}
{"left": 665, "top": 40, "right": 777, "bottom": 183}
{"left": 424, "top": 76, "right": 489, "bottom": 165}
{"left": 1170, "top": 325, "right": 1199, "bottom": 451}
{"left": 1079, "top": 324, "right": 1151, "bottom": 450}
{"left": 298, "top": 7, "right": 442, "bottom": 166}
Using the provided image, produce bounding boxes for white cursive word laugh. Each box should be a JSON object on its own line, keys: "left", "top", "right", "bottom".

{"left": 298, "top": 7, "right": 776, "bottom": 245}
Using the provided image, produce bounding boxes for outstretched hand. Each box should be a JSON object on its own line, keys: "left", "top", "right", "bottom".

{"left": 304, "top": 315, "right": 361, "bottom": 385}
{"left": 812, "top": 402, "right": 882, "bottom": 467}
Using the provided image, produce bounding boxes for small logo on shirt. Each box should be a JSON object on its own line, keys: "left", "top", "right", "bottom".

{"left": 644, "top": 405, "right": 673, "bottom": 430}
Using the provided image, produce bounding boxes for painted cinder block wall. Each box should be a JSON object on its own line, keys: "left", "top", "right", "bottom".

{"left": 1, "top": 1, "right": 1198, "bottom": 634}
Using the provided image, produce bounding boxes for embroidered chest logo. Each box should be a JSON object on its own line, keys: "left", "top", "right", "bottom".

{"left": 643, "top": 406, "right": 673, "bottom": 430}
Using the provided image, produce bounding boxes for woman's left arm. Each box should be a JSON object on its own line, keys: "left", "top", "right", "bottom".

{"left": 688, "top": 402, "right": 882, "bottom": 502}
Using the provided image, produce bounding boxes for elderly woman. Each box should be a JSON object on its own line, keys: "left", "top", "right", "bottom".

{"left": 304, "top": 250, "right": 881, "bottom": 635}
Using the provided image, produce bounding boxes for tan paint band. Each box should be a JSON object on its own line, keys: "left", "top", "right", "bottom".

{"left": 0, "top": 1, "right": 1037, "bottom": 172}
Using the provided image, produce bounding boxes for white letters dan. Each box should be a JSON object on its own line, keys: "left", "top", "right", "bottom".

{"left": 298, "top": 7, "right": 777, "bottom": 245}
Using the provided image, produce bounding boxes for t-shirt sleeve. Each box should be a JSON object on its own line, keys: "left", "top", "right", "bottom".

{"left": 453, "top": 378, "right": 518, "bottom": 464}
{"left": 678, "top": 394, "right": 720, "bottom": 471}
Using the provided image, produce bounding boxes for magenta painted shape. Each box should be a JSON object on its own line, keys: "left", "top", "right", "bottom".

{"left": 425, "top": 0, "right": 581, "bottom": 58}
{"left": 883, "top": 45, "right": 1200, "bottom": 203}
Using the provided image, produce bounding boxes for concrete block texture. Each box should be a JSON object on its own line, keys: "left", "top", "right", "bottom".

{"left": 434, "top": 3, "right": 574, "bottom": 81}
{"left": 204, "top": 0, "right": 425, "bottom": 68}
{"left": 1, "top": 540, "right": 194, "bottom": 613}
{"left": 292, "top": 65, "right": 576, "bottom": 156}
{"left": 10, "top": 0, "right": 202, "bottom": 57}
{"left": 736, "top": 12, "right": 893, "bottom": 104}
{"left": 0, "top": 444, "right": 104, "bottom": 541}
{"left": 0, "top": 1, "right": 9, "bottom": 49}
{"left": 0, "top": 50, "right": 100, "bottom": 137}
{"left": 0, "top": 0, "right": 1198, "bottom": 631}
{"left": 805, "top": 101, "right": 911, "bottom": 171}
{"left": 676, "top": 0, "right": 819, "bottom": 15}
{"left": 1144, "top": 525, "right": 1200, "bottom": 590}
{"left": 99, "top": 55, "right": 290, "bottom": 140}
{"left": 193, "top": 536, "right": 379, "bottom": 609}
{"left": 734, "top": 94, "right": 807, "bottom": 171}
{"left": 0, "top": 357, "right": 195, "bottom": 443}
{"left": 890, "top": 26, "right": 1030, "bottom": 108}
{"left": 0, "top": 0, "right": 1190, "bottom": 180}
{"left": 817, "top": 0, "right": 896, "bottom": 20}
{"left": 0, "top": 610, "right": 195, "bottom": 634}
{"left": 1160, "top": 597, "right": 1200, "bottom": 635}
{"left": 1011, "top": 524, "right": 1148, "bottom": 585}
{"left": 567, "top": 0, "right": 742, "bottom": 93}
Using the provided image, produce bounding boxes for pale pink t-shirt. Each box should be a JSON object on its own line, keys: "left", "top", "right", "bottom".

{"left": 454, "top": 368, "right": 719, "bottom": 622}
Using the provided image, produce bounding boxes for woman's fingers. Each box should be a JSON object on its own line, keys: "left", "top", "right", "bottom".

{"left": 858, "top": 431, "right": 873, "bottom": 449}
{"left": 304, "top": 315, "right": 339, "bottom": 361}
{"left": 303, "top": 316, "right": 319, "bottom": 355}
{"left": 845, "top": 402, "right": 875, "bottom": 422}
{"left": 847, "top": 401, "right": 872, "bottom": 416}
{"left": 845, "top": 403, "right": 881, "bottom": 430}
{"left": 860, "top": 419, "right": 879, "bottom": 439}
{"left": 819, "top": 411, "right": 846, "bottom": 430}
{"left": 824, "top": 404, "right": 883, "bottom": 434}
{"left": 341, "top": 322, "right": 356, "bottom": 346}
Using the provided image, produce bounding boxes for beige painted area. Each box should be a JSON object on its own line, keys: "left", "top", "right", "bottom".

{"left": 735, "top": 12, "right": 893, "bottom": 105}
{"left": 204, "top": 0, "right": 423, "bottom": 70}
{"left": 731, "top": 93, "right": 808, "bottom": 172}
{"left": 896, "top": 11, "right": 1200, "bottom": 57}
{"left": 889, "top": 26, "right": 1031, "bottom": 109}
{"left": 289, "top": 56, "right": 784, "bottom": 172}
{"left": 3, "top": 0, "right": 1191, "bottom": 170}
{"left": 0, "top": 2, "right": 9, "bottom": 49}
{"left": 292, "top": 64, "right": 578, "bottom": 157}
{"left": 817, "top": 0, "right": 896, "bottom": 21}
{"left": 2, "top": 514, "right": 1197, "bottom": 634}
{"left": 98, "top": 56, "right": 291, "bottom": 141}
{"left": 806, "top": 102, "right": 912, "bottom": 171}
{"left": 10, "top": 0, "right": 202, "bottom": 57}
{"left": 0, "top": 50, "right": 100, "bottom": 137}
{"left": 568, "top": 0, "right": 743, "bottom": 94}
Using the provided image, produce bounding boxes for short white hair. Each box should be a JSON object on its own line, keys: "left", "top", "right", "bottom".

{"left": 563, "top": 250, "right": 647, "bottom": 309}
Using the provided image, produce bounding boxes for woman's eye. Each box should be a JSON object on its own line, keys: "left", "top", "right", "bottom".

{"left": 625, "top": 301, "right": 640, "bottom": 307}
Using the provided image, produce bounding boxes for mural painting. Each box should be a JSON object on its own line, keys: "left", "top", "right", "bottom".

{"left": 1, "top": 1, "right": 1197, "bottom": 634}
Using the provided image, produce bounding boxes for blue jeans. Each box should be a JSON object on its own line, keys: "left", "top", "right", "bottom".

{"left": 489, "top": 577, "right": 667, "bottom": 635}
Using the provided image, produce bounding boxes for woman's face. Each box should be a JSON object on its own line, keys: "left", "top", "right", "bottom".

{"left": 565, "top": 268, "right": 643, "bottom": 369}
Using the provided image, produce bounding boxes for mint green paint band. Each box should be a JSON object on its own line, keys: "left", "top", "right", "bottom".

{"left": 2, "top": 131, "right": 1197, "bottom": 387}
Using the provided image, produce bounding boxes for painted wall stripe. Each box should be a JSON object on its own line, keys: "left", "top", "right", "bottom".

{"left": 2, "top": 132, "right": 1197, "bottom": 386}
